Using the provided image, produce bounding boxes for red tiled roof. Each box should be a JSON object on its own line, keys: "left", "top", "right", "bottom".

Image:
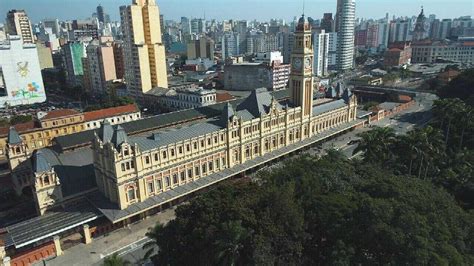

{"left": 0, "top": 121, "right": 36, "bottom": 136}
{"left": 83, "top": 104, "right": 139, "bottom": 122}
{"left": 216, "top": 92, "right": 235, "bottom": 103}
{"left": 41, "top": 109, "right": 81, "bottom": 120}
{"left": 398, "top": 95, "right": 413, "bottom": 103}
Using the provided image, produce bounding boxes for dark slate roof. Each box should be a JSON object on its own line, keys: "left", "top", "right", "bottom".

{"left": 313, "top": 99, "right": 347, "bottom": 116}
{"left": 40, "top": 148, "right": 96, "bottom": 198}
{"left": 98, "top": 120, "right": 113, "bottom": 143}
{"left": 132, "top": 119, "right": 223, "bottom": 152}
{"left": 7, "top": 127, "right": 22, "bottom": 145}
{"left": 33, "top": 151, "right": 52, "bottom": 173}
{"left": 236, "top": 88, "right": 282, "bottom": 119}
{"left": 54, "top": 89, "right": 289, "bottom": 151}
{"left": 5, "top": 201, "right": 101, "bottom": 248}
{"left": 342, "top": 88, "right": 353, "bottom": 103}
{"left": 111, "top": 125, "right": 128, "bottom": 148}
{"left": 219, "top": 102, "right": 235, "bottom": 127}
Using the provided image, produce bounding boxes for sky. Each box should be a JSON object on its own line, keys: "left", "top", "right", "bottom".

{"left": 0, "top": 0, "right": 473, "bottom": 23}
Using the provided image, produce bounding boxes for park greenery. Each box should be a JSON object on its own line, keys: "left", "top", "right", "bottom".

{"left": 140, "top": 68, "right": 474, "bottom": 265}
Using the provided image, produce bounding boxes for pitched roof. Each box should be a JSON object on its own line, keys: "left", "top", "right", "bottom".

{"left": 98, "top": 120, "right": 114, "bottom": 143}
{"left": 7, "top": 127, "right": 23, "bottom": 145}
{"left": 216, "top": 92, "right": 235, "bottom": 103}
{"left": 83, "top": 104, "right": 139, "bottom": 122}
{"left": 219, "top": 102, "right": 235, "bottom": 127}
{"left": 33, "top": 151, "right": 52, "bottom": 173}
{"left": 236, "top": 88, "right": 282, "bottom": 119}
{"left": 41, "top": 109, "right": 81, "bottom": 121}
{"left": 111, "top": 125, "right": 128, "bottom": 148}
{"left": 0, "top": 121, "right": 35, "bottom": 136}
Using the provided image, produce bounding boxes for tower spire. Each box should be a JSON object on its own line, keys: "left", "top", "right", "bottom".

{"left": 302, "top": 0, "right": 305, "bottom": 16}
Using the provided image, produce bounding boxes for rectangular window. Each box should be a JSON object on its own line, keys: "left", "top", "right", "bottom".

{"left": 171, "top": 149, "right": 175, "bottom": 156}
{"left": 195, "top": 166, "right": 200, "bottom": 176}
{"left": 202, "top": 163, "right": 207, "bottom": 174}
{"left": 201, "top": 140, "right": 205, "bottom": 147}
{"left": 145, "top": 156, "right": 150, "bottom": 164}
{"left": 193, "top": 142, "right": 198, "bottom": 149}
{"left": 154, "top": 153, "right": 159, "bottom": 161}
{"left": 180, "top": 171, "right": 185, "bottom": 181}
{"left": 178, "top": 146, "right": 183, "bottom": 154}
{"left": 162, "top": 151, "right": 167, "bottom": 159}
{"left": 131, "top": 161, "right": 135, "bottom": 168}
{"left": 164, "top": 176, "right": 170, "bottom": 187}
{"left": 207, "top": 138, "right": 211, "bottom": 145}
{"left": 172, "top": 174, "right": 178, "bottom": 184}
{"left": 156, "top": 179, "right": 162, "bottom": 191}
{"left": 209, "top": 161, "right": 213, "bottom": 171}
{"left": 188, "top": 169, "right": 193, "bottom": 179}
{"left": 147, "top": 182, "right": 154, "bottom": 194}
{"left": 186, "top": 144, "right": 190, "bottom": 152}
{"left": 121, "top": 164, "right": 125, "bottom": 171}
{"left": 216, "top": 159, "right": 220, "bottom": 169}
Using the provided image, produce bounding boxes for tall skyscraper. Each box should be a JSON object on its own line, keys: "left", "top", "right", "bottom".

{"left": 221, "top": 32, "right": 240, "bottom": 59}
{"left": 181, "top": 17, "right": 191, "bottom": 36}
{"left": 335, "top": 0, "right": 356, "bottom": 71}
{"left": 6, "top": 10, "right": 35, "bottom": 44}
{"left": 313, "top": 30, "right": 329, "bottom": 77}
{"left": 289, "top": 15, "right": 314, "bottom": 118}
{"left": 85, "top": 39, "right": 117, "bottom": 94}
{"left": 120, "top": 0, "right": 168, "bottom": 99}
{"left": 97, "top": 5, "right": 105, "bottom": 24}
{"left": 187, "top": 37, "right": 215, "bottom": 60}
{"left": 320, "top": 13, "right": 335, "bottom": 32}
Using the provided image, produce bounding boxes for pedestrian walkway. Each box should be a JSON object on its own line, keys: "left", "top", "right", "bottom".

{"left": 35, "top": 207, "right": 176, "bottom": 266}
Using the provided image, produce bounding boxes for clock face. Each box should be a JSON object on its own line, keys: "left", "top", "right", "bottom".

{"left": 304, "top": 57, "right": 312, "bottom": 69}
{"left": 292, "top": 58, "right": 302, "bottom": 70}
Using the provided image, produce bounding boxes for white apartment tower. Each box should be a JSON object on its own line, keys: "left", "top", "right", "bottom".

{"left": 335, "top": 0, "right": 356, "bottom": 71}
{"left": 313, "top": 30, "right": 329, "bottom": 77}
{"left": 120, "top": 0, "right": 168, "bottom": 100}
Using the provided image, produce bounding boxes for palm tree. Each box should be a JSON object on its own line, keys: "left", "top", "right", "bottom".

{"left": 102, "top": 253, "right": 130, "bottom": 266}
{"left": 214, "top": 220, "right": 252, "bottom": 266}
{"left": 143, "top": 223, "right": 164, "bottom": 260}
{"left": 353, "top": 127, "right": 397, "bottom": 164}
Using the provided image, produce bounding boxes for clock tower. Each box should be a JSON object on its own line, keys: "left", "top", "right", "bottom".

{"left": 290, "top": 15, "right": 314, "bottom": 117}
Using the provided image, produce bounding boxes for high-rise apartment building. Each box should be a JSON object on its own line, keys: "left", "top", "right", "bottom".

{"left": 6, "top": 10, "right": 35, "bottom": 44}
{"left": 85, "top": 40, "right": 117, "bottom": 94}
{"left": 97, "top": 5, "right": 106, "bottom": 24}
{"left": 221, "top": 32, "right": 240, "bottom": 59}
{"left": 120, "top": 0, "right": 168, "bottom": 99}
{"left": 62, "top": 41, "right": 88, "bottom": 86}
{"left": 187, "top": 37, "right": 215, "bottom": 60}
{"left": 0, "top": 36, "right": 47, "bottom": 107}
{"left": 313, "top": 30, "right": 329, "bottom": 77}
{"left": 320, "top": 13, "right": 335, "bottom": 32}
{"left": 181, "top": 17, "right": 191, "bottom": 36}
{"left": 389, "top": 20, "right": 412, "bottom": 43}
{"left": 335, "top": 0, "right": 356, "bottom": 71}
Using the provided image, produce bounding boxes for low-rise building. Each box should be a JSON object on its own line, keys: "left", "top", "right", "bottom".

{"left": 411, "top": 39, "right": 474, "bottom": 64}
{"left": 384, "top": 42, "right": 412, "bottom": 67}
{"left": 0, "top": 104, "right": 140, "bottom": 162}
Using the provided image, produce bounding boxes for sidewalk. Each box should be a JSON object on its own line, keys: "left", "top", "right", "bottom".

{"left": 36, "top": 207, "right": 176, "bottom": 266}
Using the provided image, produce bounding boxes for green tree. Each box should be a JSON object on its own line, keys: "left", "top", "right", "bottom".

{"left": 353, "top": 127, "right": 397, "bottom": 164}
{"left": 213, "top": 220, "right": 252, "bottom": 266}
{"left": 102, "top": 253, "right": 130, "bottom": 266}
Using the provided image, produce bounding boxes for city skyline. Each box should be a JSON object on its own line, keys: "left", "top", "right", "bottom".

{"left": 0, "top": 0, "right": 472, "bottom": 23}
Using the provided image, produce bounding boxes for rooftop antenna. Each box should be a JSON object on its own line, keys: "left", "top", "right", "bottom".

{"left": 302, "top": 0, "right": 305, "bottom": 16}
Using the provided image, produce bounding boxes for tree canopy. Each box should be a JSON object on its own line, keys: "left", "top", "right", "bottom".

{"left": 144, "top": 151, "right": 474, "bottom": 265}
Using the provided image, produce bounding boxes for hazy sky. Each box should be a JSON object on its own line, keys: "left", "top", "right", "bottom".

{"left": 1, "top": 0, "right": 473, "bottom": 23}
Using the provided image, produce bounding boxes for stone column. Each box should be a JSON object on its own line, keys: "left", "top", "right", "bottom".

{"left": 53, "top": 236, "right": 63, "bottom": 256}
{"left": 0, "top": 246, "right": 5, "bottom": 260}
{"left": 2, "top": 256, "right": 10, "bottom": 266}
{"left": 83, "top": 224, "right": 92, "bottom": 244}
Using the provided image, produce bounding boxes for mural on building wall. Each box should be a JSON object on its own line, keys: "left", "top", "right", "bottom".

{"left": 17, "top": 61, "right": 29, "bottom": 77}
{"left": 8, "top": 60, "right": 45, "bottom": 100}
{"left": 11, "top": 82, "right": 43, "bottom": 99}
